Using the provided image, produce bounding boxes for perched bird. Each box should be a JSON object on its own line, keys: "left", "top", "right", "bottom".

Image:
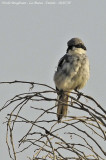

{"left": 54, "top": 38, "right": 90, "bottom": 122}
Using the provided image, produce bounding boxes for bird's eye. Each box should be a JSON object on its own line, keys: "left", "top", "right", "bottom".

{"left": 75, "top": 44, "right": 86, "bottom": 50}
{"left": 75, "top": 44, "right": 81, "bottom": 48}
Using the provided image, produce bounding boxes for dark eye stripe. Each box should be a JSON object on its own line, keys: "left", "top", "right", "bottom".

{"left": 75, "top": 44, "right": 86, "bottom": 50}
{"left": 66, "top": 43, "right": 86, "bottom": 52}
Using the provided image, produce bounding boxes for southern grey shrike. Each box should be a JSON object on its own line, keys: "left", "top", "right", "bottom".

{"left": 54, "top": 38, "right": 90, "bottom": 122}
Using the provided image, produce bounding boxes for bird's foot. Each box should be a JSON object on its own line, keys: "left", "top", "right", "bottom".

{"left": 74, "top": 89, "right": 83, "bottom": 100}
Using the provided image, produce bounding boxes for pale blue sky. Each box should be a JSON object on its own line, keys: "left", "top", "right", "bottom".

{"left": 0, "top": 0, "right": 106, "bottom": 159}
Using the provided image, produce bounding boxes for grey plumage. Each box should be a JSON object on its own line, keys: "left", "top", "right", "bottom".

{"left": 56, "top": 92, "right": 70, "bottom": 122}
{"left": 67, "top": 37, "right": 84, "bottom": 46}
{"left": 54, "top": 38, "right": 90, "bottom": 122}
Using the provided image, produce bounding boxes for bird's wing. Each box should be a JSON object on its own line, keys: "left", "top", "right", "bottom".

{"left": 57, "top": 54, "right": 81, "bottom": 78}
{"left": 58, "top": 54, "right": 68, "bottom": 68}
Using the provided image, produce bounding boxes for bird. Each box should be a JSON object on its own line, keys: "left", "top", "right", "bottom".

{"left": 54, "top": 38, "right": 90, "bottom": 122}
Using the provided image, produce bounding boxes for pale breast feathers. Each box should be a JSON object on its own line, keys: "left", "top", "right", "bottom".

{"left": 54, "top": 53, "right": 89, "bottom": 91}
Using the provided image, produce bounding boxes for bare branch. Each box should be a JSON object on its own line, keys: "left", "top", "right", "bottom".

{"left": 0, "top": 81, "right": 106, "bottom": 160}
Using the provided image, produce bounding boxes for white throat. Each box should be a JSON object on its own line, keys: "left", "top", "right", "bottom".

{"left": 67, "top": 47, "right": 86, "bottom": 55}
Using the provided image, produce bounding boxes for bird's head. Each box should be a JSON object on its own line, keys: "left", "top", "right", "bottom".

{"left": 67, "top": 38, "right": 87, "bottom": 54}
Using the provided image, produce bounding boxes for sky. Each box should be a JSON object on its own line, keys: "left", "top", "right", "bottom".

{"left": 0, "top": 0, "right": 106, "bottom": 159}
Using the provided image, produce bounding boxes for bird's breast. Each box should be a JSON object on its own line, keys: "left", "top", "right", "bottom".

{"left": 54, "top": 54, "right": 90, "bottom": 91}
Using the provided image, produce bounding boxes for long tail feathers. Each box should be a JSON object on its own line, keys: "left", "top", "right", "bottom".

{"left": 57, "top": 92, "right": 70, "bottom": 122}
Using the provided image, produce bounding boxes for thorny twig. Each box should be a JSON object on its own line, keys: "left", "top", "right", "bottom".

{"left": 0, "top": 80, "right": 106, "bottom": 160}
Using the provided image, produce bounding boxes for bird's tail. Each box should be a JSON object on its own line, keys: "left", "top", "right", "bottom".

{"left": 56, "top": 92, "right": 70, "bottom": 122}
